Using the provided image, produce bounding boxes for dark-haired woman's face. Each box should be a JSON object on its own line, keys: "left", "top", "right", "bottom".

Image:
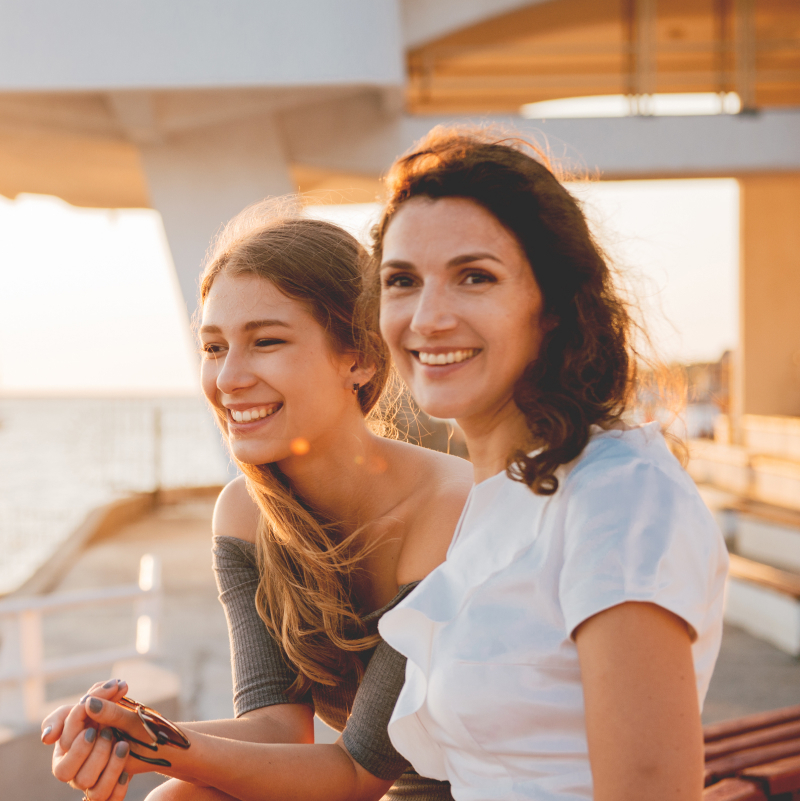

{"left": 380, "top": 197, "right": 548, "bottom": 430}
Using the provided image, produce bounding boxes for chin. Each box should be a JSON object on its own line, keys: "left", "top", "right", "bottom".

{"left": 412, "top": 391, "right": 471, "bottom": 422}
{"left": 228, "top": 442, "right": 282, "bottom": 468}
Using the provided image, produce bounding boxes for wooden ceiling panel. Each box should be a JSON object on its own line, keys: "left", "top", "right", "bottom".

{"left": 407, "top": 0, "right": 800, "bottom": 114}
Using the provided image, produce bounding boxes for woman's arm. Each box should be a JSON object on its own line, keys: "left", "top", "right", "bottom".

{"left": 575, "top": 601, "right": 704, "bottom": 801}
{"left": 78, "top": 696, "right": 394, "bottom": 801}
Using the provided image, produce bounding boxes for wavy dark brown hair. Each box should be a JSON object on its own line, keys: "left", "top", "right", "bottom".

{"left": 200, "top": 199, "right": 394, "bottom": 698}
{"left": 366, "top": 126, "right": 650, "bottom": 495}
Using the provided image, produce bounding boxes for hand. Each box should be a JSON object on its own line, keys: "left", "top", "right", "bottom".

{"left": 41, "top": 678, "right": 128, "bottom": 745}
{"left": 43, "top": 678, "right": 135, "bottom": 800}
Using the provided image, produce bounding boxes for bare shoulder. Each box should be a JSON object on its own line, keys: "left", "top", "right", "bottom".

{"left": 212, "top": 475, "right": 260, "bottom": 543}
{"left": 392, "top": 445, "right": 473, "bottom": 585}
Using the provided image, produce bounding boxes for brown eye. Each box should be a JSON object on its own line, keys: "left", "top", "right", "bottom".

{"left": 463, "top": 272, "right": 495, "bottom": 285}
{"left": 384, "top": 274, "right": 415, "bottom": 288}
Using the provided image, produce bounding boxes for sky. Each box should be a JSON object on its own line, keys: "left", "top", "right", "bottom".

{"left": 0, "top": 180, "right": 738, "bottom": 394}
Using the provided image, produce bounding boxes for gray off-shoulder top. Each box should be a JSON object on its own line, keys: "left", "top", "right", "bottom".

{"left": 212, "top": 536, "right": 453, "bottom": 800}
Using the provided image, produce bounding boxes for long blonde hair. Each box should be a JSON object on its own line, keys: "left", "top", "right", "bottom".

{"left": 200, "top": 200, "right": 393, "bottom": 698}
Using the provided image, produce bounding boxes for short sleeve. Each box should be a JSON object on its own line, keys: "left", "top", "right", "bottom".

{"left": 342, "top": 641, "right": 411, "bottom": 781}
{"left": 559, "top": 447, "right": 720, "bottom": 641}
{"left": 212, "top": 536, "right": 312, "bottom": 715}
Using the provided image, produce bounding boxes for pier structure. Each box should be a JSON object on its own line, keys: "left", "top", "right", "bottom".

{"left": 1, "top": 0, "right": 800, "bottom": 652}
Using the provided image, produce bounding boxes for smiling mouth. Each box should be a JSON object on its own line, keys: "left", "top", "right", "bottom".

{"left": 227, "top": 403, "right": 283, "bottom": 423}
{"left": 413, "top": 349, "right": 481, "bottom": 366}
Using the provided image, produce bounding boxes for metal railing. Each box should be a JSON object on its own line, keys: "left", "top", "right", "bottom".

{"left": 0, "top": 395, "right": 230, "bottom": 595}
{"left": 0, "top": 555, "right": 161, "bottom": 725}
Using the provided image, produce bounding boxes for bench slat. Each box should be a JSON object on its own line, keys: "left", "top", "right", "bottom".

{"left": 727, "top": 554, "right": 800, "bottom": 600}
{"left": 705, "top": 738, "right": 800, "bottom": 786}
{"left": 702, "top": 778, "right": 767, "bottom": 801}
{"left": 741, "top": 754, "right": 800, "bottom": 795}
{"left": 706, "top": 721, "right": 800, "bottom": 760}
{"left": 705, "top": 705, "right": 800, "bottom": 743}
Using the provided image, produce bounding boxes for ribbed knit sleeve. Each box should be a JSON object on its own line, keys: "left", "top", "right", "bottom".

{"left": 342, "top": 640, "right": 412, "bottom": 780}
{"left": 212, "top": 535, "right": 310, "bottom": 716}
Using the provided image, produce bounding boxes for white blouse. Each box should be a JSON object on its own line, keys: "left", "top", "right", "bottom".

{"left": 379, "top": 423, "right": 728, "bottom": 801}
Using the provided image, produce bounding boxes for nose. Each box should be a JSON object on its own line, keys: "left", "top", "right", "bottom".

{"left": 214, "top": 346, "right": 257, "bottom": 396}
{"left": 410, "top": 281, "right": 458, "bottom": 337}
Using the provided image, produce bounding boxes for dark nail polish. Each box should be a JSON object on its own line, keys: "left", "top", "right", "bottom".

{"left": 84, "top": 728, "right": 97, "bottom": 743}
{"left": 100, "top": 727, "right": 113, "bottom": 741}
{"left": 117, "top": 679, "right": 126, "bottom": 685}
{"left": 119, "top": 772, "right": 129, "bottom": 785}
{"left": 79, "top": 694, "right": 89, "bottom": 704}
{"left": 41, "top": 725, "right": 52, "bottom": 741}
{"left": 102, "top": 679, "right": 117, "bottom": 689}
{"left": 88, "top": 697, "right": 103, "bottom": 713}
{"left": 115, "top": 741, "right": 130, "bottom": 758}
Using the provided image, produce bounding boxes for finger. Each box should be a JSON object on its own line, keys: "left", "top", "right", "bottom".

{"left": 72, "top": 727, "right": 116, "bottom": 792}
{"left": 41, "top": 704, "right": 73, "bottom": 745}
{"left": 88, "top": 741, "right": 131, "bottom": 801}
{"left": 108, "top": 769, "right": 132, "bottom": 801}
{"left": 84, "top": 697, "right": 144, "bottom": 739}
{"left": 42, "top": 680, "right": 127, "bottom": 746}
{"left": 52, "top": 726, "right": 101, "bottom": 784}
{"left": 60, "top": 680, "right": 128, "bottom": 749}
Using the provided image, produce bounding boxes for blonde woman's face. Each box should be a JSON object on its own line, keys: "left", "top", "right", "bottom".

{"left": 379, "top": 197, "right": 549, "bottom": 430}
{"left": 200, "top": 272, "right": 358, "bottom": 467}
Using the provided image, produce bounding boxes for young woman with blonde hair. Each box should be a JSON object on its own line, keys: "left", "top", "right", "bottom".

{"left": 42, "top": 201, "right": 469, "bottom": 801}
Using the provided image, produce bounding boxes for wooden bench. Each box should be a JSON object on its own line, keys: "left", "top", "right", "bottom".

{"left": 704, "top": 705, "right": 800, "bottom": 800}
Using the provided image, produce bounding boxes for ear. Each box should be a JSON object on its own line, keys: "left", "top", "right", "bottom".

{"left": 347, "top": 357, "right": 378, "bottom": 390}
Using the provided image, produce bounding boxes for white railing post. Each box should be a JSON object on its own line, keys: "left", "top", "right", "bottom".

{"left": 0, "top": 615, "right": 26, "bottom": 723}
{"left": 19, "top": 608, "right": 45, "bottom": 722}
{"left": 0, "top": 552, "right": 162, "bottom": 726}
{"left": 135, "top": 554, "right": 161, "bottom": 655}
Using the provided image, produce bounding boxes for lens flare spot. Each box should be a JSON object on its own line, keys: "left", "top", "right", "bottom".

{"left": 369, "top": 455, "right": 389, "bottom": 474}
{"left": 354, "top": 455, "right": 365, "bottom": 465}
{"left": 290, "top": 437, "right": 310, "bottom": 456}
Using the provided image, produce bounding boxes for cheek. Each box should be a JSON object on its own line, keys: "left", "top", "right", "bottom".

{"left": 200, "top": 361, "right": 218, "bottom": 402}
{"left": 379, "top": 301, "right": 406, "bottom": 356}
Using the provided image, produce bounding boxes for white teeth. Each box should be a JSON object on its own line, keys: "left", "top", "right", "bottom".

{"left": 418, "top": 349, "right": 477, "bottom": 365}
{"left": 230, "top": 406, "right": 279, "bottom": 422}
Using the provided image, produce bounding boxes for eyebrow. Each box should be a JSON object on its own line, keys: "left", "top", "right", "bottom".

{"left": 380, "top": 252, "right": 502, "bottom": 271}
{"left": 199, "top": 319, "right": 291, "bottom": 335}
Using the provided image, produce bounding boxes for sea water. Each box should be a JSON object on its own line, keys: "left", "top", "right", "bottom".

{"left": 0, "top": 396, "right": 231, "bottom": 594}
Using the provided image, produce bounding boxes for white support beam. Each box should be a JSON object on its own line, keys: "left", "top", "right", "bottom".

{"left": 0, "top": 0, "right": 404, "bottom": 91}
{"left": 400, "top": 0, "right": 545, "bottom": 48}
{"left": 141, "top": 113, "right": 294, "bottom": 319}
{"left": 327, "top": 110, "right": 800, "bottom": 179}
{"left": 285, "top": 106, "right": 800, "bottom": 179}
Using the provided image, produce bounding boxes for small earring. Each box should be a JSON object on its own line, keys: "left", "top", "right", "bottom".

{"left": 352, "top": 383, "right": 360, "bottom": 394}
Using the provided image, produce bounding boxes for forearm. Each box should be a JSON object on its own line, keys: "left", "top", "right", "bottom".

{"left": 159, "top": 734, "right": 385, "bottom": 801}
{"left": 180, "top": 708, "right": 313, "bottom": 745}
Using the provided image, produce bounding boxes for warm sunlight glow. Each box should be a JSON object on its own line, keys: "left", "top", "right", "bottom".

{"left": 521, "top": 92, "right": 742, "bottom": 119}
{"left": 290, "top": 437, "right": 311, "bottom": 455}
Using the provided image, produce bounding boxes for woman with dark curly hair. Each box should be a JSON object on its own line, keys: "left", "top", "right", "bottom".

{"left": 370, "top": 127, "right": 729, "bottom": 801}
